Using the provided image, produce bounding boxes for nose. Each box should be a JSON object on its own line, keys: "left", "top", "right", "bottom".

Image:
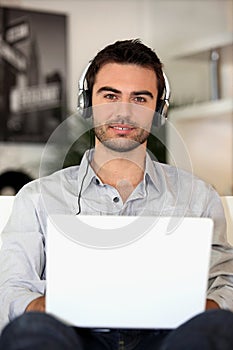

{"left": 114, "top": 102, "right": 133, "bottom": 119}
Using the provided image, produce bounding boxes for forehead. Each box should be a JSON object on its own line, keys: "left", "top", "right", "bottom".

{"left": 93, "top": 63, "right": 158, "bottom": 91}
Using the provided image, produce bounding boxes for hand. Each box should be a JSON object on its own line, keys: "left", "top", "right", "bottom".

{"left": 25, "top": 296, "right": 45, "bottom": 312}
{"left": 205, "top": 299, "right": 220, "bottom": 310}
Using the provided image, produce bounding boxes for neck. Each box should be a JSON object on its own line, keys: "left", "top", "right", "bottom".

{"left": 91, "top": 141, "right": 147, "bottom": 202}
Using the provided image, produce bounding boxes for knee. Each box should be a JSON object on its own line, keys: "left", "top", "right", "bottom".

{"left": 176, "top": 309, "right": 233, "bottom": 334}
{"left": 162, "top": 310, "right": 233, "bottom": 350}
{"left": 192, "top": 309, "right": 233, "bottom": 328}
{"left": 0, "top": 313, "right": 82, "bottom": 350}
{"left": 2, "top": 312, "right": 58, "bottom": 336}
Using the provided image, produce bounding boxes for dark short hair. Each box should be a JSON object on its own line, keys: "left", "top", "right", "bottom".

{"left": 86, "top": 39, "right": 165, "bottom": 103}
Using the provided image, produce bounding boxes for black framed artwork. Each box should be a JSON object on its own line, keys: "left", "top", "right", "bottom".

{"left": 0, "top": 6, "right": 67, "bottom": 143}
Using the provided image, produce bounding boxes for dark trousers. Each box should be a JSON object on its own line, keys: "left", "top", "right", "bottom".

{"left": 1, "top": 310, "right": 233, "bottom": 350}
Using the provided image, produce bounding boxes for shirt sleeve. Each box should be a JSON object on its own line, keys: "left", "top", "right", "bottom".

{"left": 205, "top": 185, "right": 233, "bottom": 309}
{"left": 0, "top": 183, "right": 46, "bottom": 332}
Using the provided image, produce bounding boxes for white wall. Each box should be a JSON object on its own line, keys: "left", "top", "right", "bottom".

{"left": 1, "top": 0, "right": 231, "bottom": 111}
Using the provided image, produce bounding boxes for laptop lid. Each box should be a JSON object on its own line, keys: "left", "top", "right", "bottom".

{"left": 46, "top": 215, "right": 213, "bottom": 329}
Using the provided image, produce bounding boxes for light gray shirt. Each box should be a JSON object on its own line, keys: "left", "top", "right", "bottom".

{"left": 0, "top": 151, "right": 233, "bottom": 332}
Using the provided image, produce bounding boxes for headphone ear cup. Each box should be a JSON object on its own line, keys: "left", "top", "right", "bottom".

{"left": 153, "top": 100, "right": 166, "bottom": 127}
{"left": 153, "top": 71, "right": 170, "bottom": 127}
{"left": 78, "top": 90, "right": 92, "bottom": 119}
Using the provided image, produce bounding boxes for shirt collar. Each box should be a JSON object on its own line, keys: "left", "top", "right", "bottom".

{"left": 144, "top": 152, "right": 160, "bottom": 192}
{"left": 77, "top": 149, "right": 100, "bottom": 194}
{"left": 77, "top": 149, "right": 160, "bottom": 194}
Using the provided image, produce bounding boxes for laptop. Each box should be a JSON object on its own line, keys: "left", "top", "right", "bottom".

{"left": 46, "top": 215, "right": 213, "bottom": 329}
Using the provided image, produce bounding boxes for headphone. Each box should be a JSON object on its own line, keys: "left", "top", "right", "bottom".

{"left": 77, "top": 61, "right": 171, "bottom": 127}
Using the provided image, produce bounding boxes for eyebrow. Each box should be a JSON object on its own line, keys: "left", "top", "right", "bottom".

{"left": 96, "top": 86, "right": 154, "bottom": 99}
{"left": 132, "top": 90, "right": 154, "bottom": 99}
{"left": 97, "top": 86, "right": 121, "bottom": 94}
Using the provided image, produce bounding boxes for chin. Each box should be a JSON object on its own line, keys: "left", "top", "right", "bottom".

{"left": 102, "top": 139, "right": 142, "bottom": 153}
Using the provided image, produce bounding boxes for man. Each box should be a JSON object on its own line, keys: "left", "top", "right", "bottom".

{"left": 0, "top": 39, "right": 233, "bottom": 349}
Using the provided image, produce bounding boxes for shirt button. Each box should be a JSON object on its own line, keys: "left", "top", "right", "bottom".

{"left": 113, "top": 196, "right": 120, "bottom": 203}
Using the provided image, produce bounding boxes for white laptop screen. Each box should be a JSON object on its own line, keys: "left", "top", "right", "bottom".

{"left": 46, "top": 215, "right": 213, "bottom": 329}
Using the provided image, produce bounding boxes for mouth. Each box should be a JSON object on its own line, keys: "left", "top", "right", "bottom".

{"left": 108, "top": 124, "right": 135, "bottom": 135}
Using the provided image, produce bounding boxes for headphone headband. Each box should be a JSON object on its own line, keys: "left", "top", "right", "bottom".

{"left": 77, "top": 61, "right": 170, "bottom": 126}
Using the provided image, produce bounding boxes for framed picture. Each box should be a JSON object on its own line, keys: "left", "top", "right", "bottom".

{"left": 0, "top": 6, "right": 67, "bottom": 142}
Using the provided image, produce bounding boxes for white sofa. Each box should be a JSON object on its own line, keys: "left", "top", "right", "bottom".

{"left": 0, "top": 195, "right": 233, "bottom": 247}
{"left": 221, "top": 196, "right": 233, "bottom": 246}
{"left": 0, "top": 196, "right": 14, "bottom": 244}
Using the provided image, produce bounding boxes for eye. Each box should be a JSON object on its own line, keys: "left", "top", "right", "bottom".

{"left": 133, "top": 96, "right": 147, "bottom": 103}
{"left": 104, "top": 94, "right": 118, "bottom": 101}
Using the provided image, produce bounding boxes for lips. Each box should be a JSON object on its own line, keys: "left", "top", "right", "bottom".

{"left": 111, "top": 126, "right": 133, "bottom": 131}
{"left": 108, "top": 124, "right": 135, "bottom": 135}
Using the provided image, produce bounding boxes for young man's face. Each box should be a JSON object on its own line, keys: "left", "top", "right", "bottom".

{"left": 92, "top": 63, "right": 158, "bottom": 152}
